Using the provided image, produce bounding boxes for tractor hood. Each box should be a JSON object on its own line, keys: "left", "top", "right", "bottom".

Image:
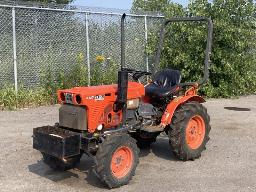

{"left": 57, "top": 82, "right": 145, "bottom": 105}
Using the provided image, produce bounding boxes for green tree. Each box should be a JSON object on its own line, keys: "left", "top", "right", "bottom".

{"left": 133, "top": 0, "right": 256, "bottom": 97}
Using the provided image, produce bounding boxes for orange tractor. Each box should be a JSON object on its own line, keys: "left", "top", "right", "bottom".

{"left": 33, "top": 14, "right": 213, "bottom": 188}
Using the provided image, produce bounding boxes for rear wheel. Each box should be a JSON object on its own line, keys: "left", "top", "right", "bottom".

{"left": 42, "top": 153, "right": 82, "bottom": 171}
{"left": 168, "top": 102, "right": 211, "bottom": 161}
{"left": 95, "top": 134, "right": 139, "bottom": 188}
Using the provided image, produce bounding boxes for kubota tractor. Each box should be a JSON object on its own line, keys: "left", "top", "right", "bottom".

{"left": 33, "top": 14, "right": 213, "bottom": 188}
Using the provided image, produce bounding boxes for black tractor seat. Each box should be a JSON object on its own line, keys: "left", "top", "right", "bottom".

{"left": 145, "top": 69, "right": 181, "bottom": 98}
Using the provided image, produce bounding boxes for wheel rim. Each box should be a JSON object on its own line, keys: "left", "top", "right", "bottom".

{"left": 185, "top": 115, "right": 206, "bottom": 149}
{"left": 111, "top": 146, "right": 133, "bottom": 178}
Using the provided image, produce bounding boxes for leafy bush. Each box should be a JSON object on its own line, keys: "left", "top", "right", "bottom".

{"left": 39, "top": 52, "right": 89, "bottom": 104}
{"left": 133, "top": 0, "right": 256, "bottom": 97}
{"left": 91, "top": 56, "right": 119, "bottom": 85}
{"left": 0, "top": 85, "right": 51, "bottom": 110}
{"left": 0, "top": 53, "right": 118, "bottom": 110}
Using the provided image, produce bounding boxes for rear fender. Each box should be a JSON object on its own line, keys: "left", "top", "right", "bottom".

{"left": 161, "top": 95, "right": 205, "bottom": 126}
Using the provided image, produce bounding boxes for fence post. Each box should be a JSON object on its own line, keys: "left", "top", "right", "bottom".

{"left": 85, "top": 13, "right": 91, "bottom": 86}
{"left": 144, "top": 15, "right": 149, "bottom": 80}
{"left": 12, "top": 7, "right": 18, "bottom": 93}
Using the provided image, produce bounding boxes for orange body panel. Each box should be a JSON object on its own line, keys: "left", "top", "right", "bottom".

{"left": 161, "top": 95, "right": 205, "bottom": 126}
{"left": 57, "top": 82, "right": 145, "bottom": 133}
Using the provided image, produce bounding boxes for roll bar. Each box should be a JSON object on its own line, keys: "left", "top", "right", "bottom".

{"left": 121, "top": 13, "right": 126, "bottom": 70}
{"left": 155, "top": 17, "right": 213, "bottom": 86}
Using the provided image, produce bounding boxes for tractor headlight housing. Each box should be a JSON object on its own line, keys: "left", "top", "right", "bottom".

{"left": 60, "top": 92, "right": 65, "bottom": 102}
{"left": 75, "top": 94, "right": 82, "bottom": 104}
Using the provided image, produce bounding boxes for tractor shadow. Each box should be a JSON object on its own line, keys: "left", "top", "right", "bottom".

{"left": 28, "top": 160, "right": 79, "bottom": 182}
{"left": 77, "top": 156, "right": 106, "bottom": 189}
{"left": 28, "top": 155, "right": 106, "bottom": 189}
{"left": 140, "top": 136, "right": 178, "bottom": 161}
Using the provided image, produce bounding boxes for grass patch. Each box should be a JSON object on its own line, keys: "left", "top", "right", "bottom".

{"left": 0, "top": 86, "right": 51, "bottom": 110}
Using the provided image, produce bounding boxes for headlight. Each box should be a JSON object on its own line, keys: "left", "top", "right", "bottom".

{"left": 64, "top": 93, "right": 73, "bottom": 104}
{"left": 97, "top": 124, "right": 103, "bottom": 131}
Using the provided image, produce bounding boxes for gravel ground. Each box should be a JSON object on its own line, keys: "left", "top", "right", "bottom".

{"left": 0, "top": 95, "right": 256, "bottom": 192}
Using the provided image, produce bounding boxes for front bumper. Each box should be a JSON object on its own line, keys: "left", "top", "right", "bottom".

{"left": 33, "top": 126, "right": 81, "bottom": 158}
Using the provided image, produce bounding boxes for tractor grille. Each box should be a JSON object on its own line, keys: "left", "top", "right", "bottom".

{"left": 59, "top": 104, "right": 87, "bottom": 130}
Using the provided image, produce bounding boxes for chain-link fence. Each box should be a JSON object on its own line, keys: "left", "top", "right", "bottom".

{"left": 0, "top": 2, "right": 164, "bottom": 92}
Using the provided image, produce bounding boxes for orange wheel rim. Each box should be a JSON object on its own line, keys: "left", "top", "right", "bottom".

{"left": 186, "top": 115, "right": 206, "bottom": 149}
{"left": 111, "top": 146, "right": 133, "bottom": 178}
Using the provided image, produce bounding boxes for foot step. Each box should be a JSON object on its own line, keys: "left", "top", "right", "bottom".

{"left": 141, "top": 125, "right": 165, "bottom": 132}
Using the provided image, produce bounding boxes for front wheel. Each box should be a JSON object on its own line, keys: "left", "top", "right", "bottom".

{"left": 94, "top": 134, "right": 139, "bottom": 188}
{"left": 168, "top": 102, "right": 211, "bottom": 161}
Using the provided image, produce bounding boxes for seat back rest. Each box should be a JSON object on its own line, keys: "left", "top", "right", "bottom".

{"left": 154, "top": 69, "right": 181, "bottom": 89}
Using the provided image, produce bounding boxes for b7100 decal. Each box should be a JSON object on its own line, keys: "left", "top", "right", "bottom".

{"left": 86, "top": 95, "right": 104, "bottom": 101}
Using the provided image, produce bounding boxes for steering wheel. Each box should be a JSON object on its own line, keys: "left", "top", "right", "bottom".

{"left": 122, "top": 68, "right": 151, "bottom": 83}
{"left": 132, "top": 71, "right": 151, "bottom": 82}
